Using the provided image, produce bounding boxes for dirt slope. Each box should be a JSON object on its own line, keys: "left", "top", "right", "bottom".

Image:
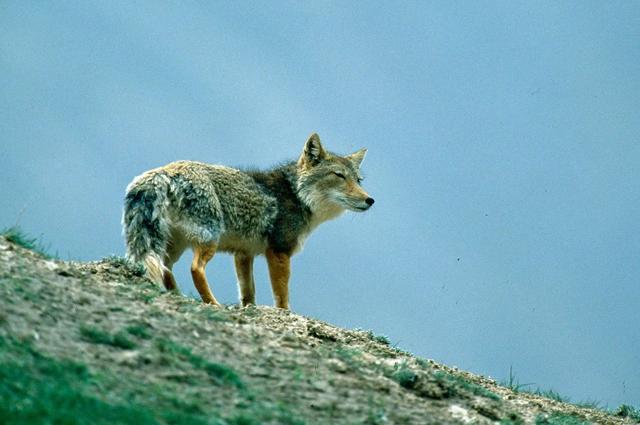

{"left": 0, "top": 236, "right": 635, "bottom": 425}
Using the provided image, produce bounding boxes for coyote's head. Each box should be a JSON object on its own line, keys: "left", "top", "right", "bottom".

{"left": 296, "top": 133, "right": 374, "bottom": 218}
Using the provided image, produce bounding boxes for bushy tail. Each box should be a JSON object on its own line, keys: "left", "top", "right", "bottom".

{"left": 122, "top": 172, "right": 171, "bottom": 285}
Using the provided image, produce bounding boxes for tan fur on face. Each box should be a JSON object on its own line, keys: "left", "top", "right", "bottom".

{"left": 344, "top": 180, "right": 372, "bottom": 207}
{"left": 298, "top": 163, "right": 371, "bottom": 214}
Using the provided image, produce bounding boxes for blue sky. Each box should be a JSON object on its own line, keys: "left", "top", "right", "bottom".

{"left": 2, "top": 1, "right": 639, "bottom": 408}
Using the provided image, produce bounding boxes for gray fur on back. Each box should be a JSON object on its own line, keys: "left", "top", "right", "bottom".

{"left": 167, "top": 161, "right": 278, "bottom": 241}
{"left": 123, "top": 160, "right": 284, "bottom": 262}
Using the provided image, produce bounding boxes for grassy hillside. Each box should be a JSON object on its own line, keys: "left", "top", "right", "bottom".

{"left": 0, "top": 233, "right": 637, "bottom": 425}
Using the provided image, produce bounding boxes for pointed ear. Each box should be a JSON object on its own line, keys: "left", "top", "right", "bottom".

{"left": 346, "top": 148, "right": 367, "bottom": 168}
{"left": 299, "top": 133, "right": 326, "bottom": 166}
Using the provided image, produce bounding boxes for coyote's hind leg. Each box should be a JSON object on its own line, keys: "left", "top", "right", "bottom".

{"left": 191, "top": 242, "right": 221, "bottom": 306}
{"left": 162, "top": 269, "right": 179, "bottom": 292}
{"left": 162, "top": 235, "right": 187, "bottom": 294}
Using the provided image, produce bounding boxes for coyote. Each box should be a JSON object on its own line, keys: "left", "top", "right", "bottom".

{"left": 122, "top": 133, "right": 374, "bottom": 309}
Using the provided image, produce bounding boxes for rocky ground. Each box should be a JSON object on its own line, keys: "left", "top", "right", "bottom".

{"left": 0, "top": 234, "right": 637, "bottom": 424}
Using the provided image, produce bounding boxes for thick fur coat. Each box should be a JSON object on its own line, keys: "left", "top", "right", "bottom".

{"left": 122, "top": 133, "right": 373, "bottom": 309}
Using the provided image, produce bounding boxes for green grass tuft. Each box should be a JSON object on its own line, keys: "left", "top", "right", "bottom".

{"left": 502, "top": 367, "right": 573, "bottom": 404}
{"left": 614, "top": 404, "right": 640, "bottom": 421}
{"left": 227, "top": 414, "right": 259, "bottom": 425}
{"left": 202, "top": 307, "right": 230, "bottom": 322}
{"left": 574, "top": 399, "right": 602, "bottom": 410}
{"left": 434, "top": 371, "right": 501, "bottom": 401}
{"left": 335, "top": 346, "right": 364, "bottom": 370}
{"left": 504, "top": 367, "right": 629, "bottom": 419}
{"left": 532, "top": 388, "right": 570, "bottom": 403}
{"left": 125, "top": 324, "right": 153, "bottom": 340}
{"left": 2, "top": 226, "right": 53, "bottom": 258}
{"left": 80, "top": 325, "right": 113, "bottom": 345}
{"left": 80, "top": 325, "right": 137, "bottom": 349}
{"left": 112, "top": 332, "right": 137, "bottom": 350}
{"left": 156, "top": 339, "right": 244, "bottom": 389}
{"left": 365, "top": 330, "right": 391, "bottom": 345}
{"left": 391, "top": 364, "right": 419, "bottom": 389}
{"left": 502, "top": 365, "right": 535, "bottom": 393}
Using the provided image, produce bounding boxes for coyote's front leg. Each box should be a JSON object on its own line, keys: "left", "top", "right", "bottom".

{"left": 266, "top": 248, "right": 291, "bottom": 309}
{"left": 234, "top": 253, "right": 256, "bottom": 307}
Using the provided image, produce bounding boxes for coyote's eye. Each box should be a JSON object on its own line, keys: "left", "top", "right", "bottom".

{"left": 332, "top": 172, "right": 346, "bottom": 180}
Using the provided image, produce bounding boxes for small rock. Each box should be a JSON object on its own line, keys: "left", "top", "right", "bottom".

{"left": 116, "top": 350, "right": 141, "bottom": 366}
{"left": 327, "top": 358, "right": 348, "bottom": 373}
{"left": 281, "top": 331, "right": 299, "bottom": 344}
{"left": 43, "top": 260, "right": 58, "bottom": 271}
{"left": 311, "top": 380, "right": 331, "bottom": 392}
{"left": 449, "top": 405, "right": 472, "bottom": 424}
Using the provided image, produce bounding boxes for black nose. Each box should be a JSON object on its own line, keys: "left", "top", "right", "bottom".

{"left": 365, "top": 197, "right": 375, "bottom": 206}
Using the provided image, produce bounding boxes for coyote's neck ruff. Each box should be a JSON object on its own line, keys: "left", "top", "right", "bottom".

{"left": 122, "top": 133, "right": 374, "bottom": 309}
